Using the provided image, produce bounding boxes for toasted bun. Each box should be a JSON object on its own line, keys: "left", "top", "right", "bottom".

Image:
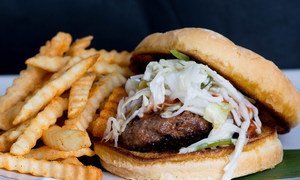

{"left": 131, "top": 28, "right": 300, "bottom": 132}
{"left": 95, "top": 128, "right": 282, "bottom": 179}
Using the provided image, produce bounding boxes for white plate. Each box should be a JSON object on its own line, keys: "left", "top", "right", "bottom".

{"left": 0, "top": 69, "right": 299, "bottom": 179}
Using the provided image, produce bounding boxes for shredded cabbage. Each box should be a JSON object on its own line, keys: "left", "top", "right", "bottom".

{"left": 203, "top": 102, "right": 231, "bottom": 128}
{"left": 103, "top": 59, "right": 262, "bottom": 180}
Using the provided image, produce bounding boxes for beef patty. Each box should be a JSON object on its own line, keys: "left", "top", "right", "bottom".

{"left": 119, "top": 111, "right": 212, "bottom": 152}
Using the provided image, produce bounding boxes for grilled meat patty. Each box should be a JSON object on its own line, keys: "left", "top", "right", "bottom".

{"left": 120, "top": 111, "right": 212, "bottom": 152}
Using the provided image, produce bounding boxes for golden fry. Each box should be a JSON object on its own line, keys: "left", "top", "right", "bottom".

{"left": 64, "top": 73, "right": 126, "bottom": 131}
{"left": 14, "top": 55, "right": 97, "bottom": 125}
{"left": 39, "top": 32, "right": 72, "bottom": 56}
{"left": 98, "top": 49, "right": 131, "bottom": 67}
{"left": 42, "top": 125, "right": 91, "bottom": 151}
{"left": 26, "top": 56, "right": 68, "bottom": 72}
{"left": 0, "top": 101, "right": 24, "bottom": 130}
{"left": 0, "top": 152, "right": 102, "bottom": 179}
{"left": 10, "top": 97, "right": 68, "bottom": 155}
{"left": 60, "top": 157, "right": 83, "bottom": 166}
{"left": 91, "top": 87, "right": 126, "bottom": 138}
{"left": 0, "top": 120, "right": 30, "bottom": 152}
{"left": 0, "top": 32, "right": 71, "bottom": 114}
{"left": 67, "top": 36, "right": 93, "bottom": 56}
{"left": 68, "top": 73, "right": 96, "bottom": 118}
{"left": 77, "top": 48, "right": 98, "bottom": 59}
{"left": 24, "top": 146, "right": 94, "bottom": 160}
{"left": 92, "top": 60, "right": 133, "bottom": 77}
{"left": 50, "top": 56, "right": 82, "bottom": 80}
{"left": 0, "top": 66, "right": 45, "bottom": 113}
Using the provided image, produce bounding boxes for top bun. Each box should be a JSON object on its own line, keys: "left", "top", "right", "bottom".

{"left": 132, "top": 28, "right": 300, "bottom": 132}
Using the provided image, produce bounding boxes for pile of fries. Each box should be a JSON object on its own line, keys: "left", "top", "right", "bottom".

{"left": 0, "top": 32, "right": 132, "bottom": 179}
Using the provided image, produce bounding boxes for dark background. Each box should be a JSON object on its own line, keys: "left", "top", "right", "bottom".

{"left": 0, "top": 0, "right": 299, "bottom": 74}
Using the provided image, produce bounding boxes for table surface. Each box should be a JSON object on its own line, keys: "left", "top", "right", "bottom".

{"left": 0, "top": 69, "right": 299, "bottom": 179}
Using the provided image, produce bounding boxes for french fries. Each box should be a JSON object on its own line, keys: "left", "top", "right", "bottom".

{"left": 98, "top": 49, "right": 131, "bottom": 67}
{"left": 14, "top": 55, "right": 97, "bottom": 125}
{"left": 0, "top": 66, "right": 45, "bottom": 114}
{"left": 68, "top": 73, "right": 96, "bottom": 118}
{"left": 91, "top": 87, "right": 127, "bottom": 138}
{"left": 67, "top": 36, "right": 93, "bottom": 56}
{"left": 24, "top": 146, "right": 94, "bottom": 160}
{"left": 0, "top": 101, "right": 24, "bottom": 130}
{"left": 0, "top": 31, "right": 133, "bottom": 179}
{"left": 78, "top": 48, "right": 98, "bottom": 59}
{"left": 0, "top": 153, "right": 102, "bottom": 180}
{"left": 42, "top": 125, "right": 91, "bottom": 151}
{"left": 0, "top": 32, "right": 72, "bottom": 115}
{"left": 64, "top": 73, "right": 126, "bottom": 130}
{"left": 39, "top": 32, "right": 72, "bottom": 56}
{"left": 0, "top": 120, "right": 30, "bottom": 152}
{"left": 92, "top": 60, "right": 133, "bottom": 77}
{"left": 26, "top": 56, "right": 69, "bottom": 72}
{"left": 10, "top": 97, "right": 68, "bottom": 155}
{"left": 50, "top": 56, "right": 83, "bottom": 80}
{"left": 60, "top": 157, "right": 83, "bottom": 165}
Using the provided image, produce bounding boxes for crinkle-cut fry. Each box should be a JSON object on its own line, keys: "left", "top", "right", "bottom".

{"left": 0, "top": 120, "right": 30, "bottom": 152}
{"left": 0, "top": 66, "right": 45, "bottom": 113}
{"left": 26, "top": 56, "right": 69, "bottom": 72}
{"left": 68, "top": 73, "right": 96, "bottom": 119}
{"left": 98, "top": 49, "right": 131, "bottom": 67}
{"left": 87, "top": 113, "right": 100, "bottom": 133}
{"left": 92, "top": 60, "right": 133, "bottom": 77}
{"left": 14, "top": 55, "right": 98, "bottom": 125}
{"left": 39, "top": 32, "right": 72, "bottom": 56}
{"left": 0, "top": 153, "right": 102, "bottom": 180}
{"left": 0, "top": 101, "right": 24, "bottom": 130}
{"left": 67, "top": 36, "right": 93, "bottom": 56}
{"left": 64, "top": 73, "right": 126, "bottom": 131}
{"left": 91, "top": 87, "right": 126, "bottom": 138}
{"left": 42, "top": 125, "right": 91, "bottom": 151}
{"left": 60, "top": 157, "right": 83, "bottom": 166}
{"left": 0, "top": 138, "right": 13, "bottom": 153}
{"left": 77, "top": 48, "right": 98, "bottom": 59}
{"left": 24, "top": 146, "right": 94, "bottom": 160}
{"left": 10, "top": 97, "right": 68, "bottom": 155}
{"left": 50, "top": 56, "right": 82, "bottom": 80}
{"left": 0, "top": 32, "right": 71, "bottom": 113}
{"left": 6, "top": 122, "right": 31, "bottom": 142}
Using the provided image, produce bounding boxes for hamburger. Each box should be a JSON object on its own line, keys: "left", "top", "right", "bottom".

{"left": 94, "top": 28, "right": 300, "bottom": 179}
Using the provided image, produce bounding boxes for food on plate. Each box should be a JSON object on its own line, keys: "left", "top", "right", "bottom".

{"left": 0, "top": 152, "right": 102, "bottom": 179}
{"left": 68, "top": 72, "right": 96, "bottom": 118}
{"left": 0, "top": 32, "right": 71, "bottom": 116}
{"left": 0, "top": 31, "right": 132, "bottom": 179}
{"left": 42, "top": 125, "right": 91, "bottom": 151}
{"left": 64, "top": 73, "right": 126, "bottom": 130}
{"left": 94, "top": 28, "right": 300, "bottom": 179}
{"left": 0, "top": 67, "right": 46, "bottom": 120}
{"left": 50, "top": 56, "right": 82, "bottom": 80}
{"left": 10, "top": 97, "right": 68, "bottom": 155}
{"left": 26, "top": 56, "right": 69, "bottom": 72}
{"left": 39, "top": 32, "right": 72, "bottom": 57}
{"left": 0, "top": 101, "right": 24, "bottom": 130}
{"left": 91, "top": 87, "right": 127, "bottom": 138}
{"left": 92, "top": 60, "right": 133, "bottom": 77}
{"left": 13, "top": 55, "right": 98, "bottom": 125}
{"left": 0, "top": 120, "right": 30, "bottom": 152}
{"left": 67, "top": 35, "right": 96, "bottom": 58}
{"left": 60, "top": 157, "right": 84, "bottom": 165}
{"left": 24, "top": 146, "right": 94, "bottom": 160}
{"left": 98, "top": 49, "right": 131, "bottom": 67}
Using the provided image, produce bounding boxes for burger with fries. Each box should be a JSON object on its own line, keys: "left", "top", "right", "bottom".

{"left": 94, "top": 28, "right": 300, "bottom": 179}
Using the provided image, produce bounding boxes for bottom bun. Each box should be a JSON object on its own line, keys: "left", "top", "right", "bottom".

{"left": 94, "top": 127, "right": 283, "bottom": 180}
